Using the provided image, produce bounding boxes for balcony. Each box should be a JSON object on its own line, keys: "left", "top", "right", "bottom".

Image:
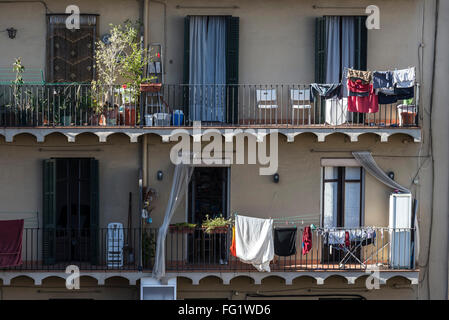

{"left": 0, "top": 226, "right": 416, "bottom": 272}
{"left": 0, "top": 84, "right": 421, "bottom": 143}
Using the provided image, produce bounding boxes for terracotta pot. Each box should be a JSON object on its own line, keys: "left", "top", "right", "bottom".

{"left": 400, "top": 112, "right": 416, "bottom": 126}
{"left": 140, "top": 83, "right": 162, "bottom": 93}
{"left": 169, "top": 225, "right": 196, "bottom": 234}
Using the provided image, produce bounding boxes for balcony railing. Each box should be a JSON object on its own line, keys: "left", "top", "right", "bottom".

{"left": 0, "top": 84, "right": 419, "bottom": 128}
{"left": 0, "top": 226, "right": 416, "bottom": 272}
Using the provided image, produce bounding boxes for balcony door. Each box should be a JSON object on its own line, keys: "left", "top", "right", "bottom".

{"left": 187, "top": 167, "right": 229, "bottom": 264}
{"left": 43, "top": 158, "right": 99, "bottom": 265}
{"left": 321, "top": 166, "right": 364, "bottom": 263}
{"left": 183, "top": 15, "right": 239, "bottom": 124}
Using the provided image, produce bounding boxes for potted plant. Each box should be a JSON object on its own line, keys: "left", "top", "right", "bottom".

{"left": 169, "top": 222, "right": 197, "bottom": 234}
{"left": 201, "top": 214, "right": 231, "bottom": 234}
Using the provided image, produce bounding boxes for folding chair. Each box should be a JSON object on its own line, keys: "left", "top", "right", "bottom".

{"left": 256, "top": 88, "right": 278, "bottom": 124}
{"left": 290, "top": 88, "right": 312, "bottom": 125}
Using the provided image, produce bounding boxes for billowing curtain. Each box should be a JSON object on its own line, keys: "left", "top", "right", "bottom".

{"left": 341, "top": 17, "right": 355, "bottom": 96}
{"left": 152, "top": 164, "right": 194, "bottom": 280}
{"left": 189, "top": 16, "right": 227, "bottom": 122}
{"left": 352, "top": 151, "right": 411, "bottom": 193}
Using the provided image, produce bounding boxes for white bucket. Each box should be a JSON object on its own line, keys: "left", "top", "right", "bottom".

{"left": 145, "top": 114, "right": 153, "bottom": 126}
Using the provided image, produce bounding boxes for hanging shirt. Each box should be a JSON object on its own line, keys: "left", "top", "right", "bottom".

{"left": 229, "top": 226, "right": 236, "bottom": 257}
{"left": 373, "top": 71, "right": 393, "bottom": 89}
{"left": 274, "top": 227, "right": 297, "bottom": 257}
{"left": 347, "top": 79, "right": 379, "bottom": 113}
{"left": 393, "top": 67, "right": 415, "bottom": 88}
{"left": 347, "top": 68, "right": 372, "bottom": 83}
{"left": 348, "top": 78, "right": 370, "bottom": 97}
{"left": 302, "top": 226, "right": 312, "bottom": 256}
{"left": 310, "top": 83, "right": 342, "bottom": 100}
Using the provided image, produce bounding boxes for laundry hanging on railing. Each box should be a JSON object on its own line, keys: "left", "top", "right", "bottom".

{"left": 0, "top": 219, "right": 24, "bottom": 268}
{"left": 273, "top": 227, "right": 297, "bottom": 257}
{"left": 234, "top": 214, "right": 274, "bottom": 272}
{"left": 302, "top": 226, "right": 312, "bottom": 255}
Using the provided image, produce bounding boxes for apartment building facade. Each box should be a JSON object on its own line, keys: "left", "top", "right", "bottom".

{"left": 0, "top": 0, "right": 448, "bottom": 300}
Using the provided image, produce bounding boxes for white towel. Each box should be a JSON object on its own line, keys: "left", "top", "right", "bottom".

{"left": 235, "top": 215, "right": 274, "bottom": 272}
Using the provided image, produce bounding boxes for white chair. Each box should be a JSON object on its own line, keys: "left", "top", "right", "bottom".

{"left": 290, "top": 89, "right": 312, "bottom": 125}
{"left": 256, "top": 89, "right": 278, "bottom": 109}
{"left": 107, "top": 222, "right": 124, "bottom": 268}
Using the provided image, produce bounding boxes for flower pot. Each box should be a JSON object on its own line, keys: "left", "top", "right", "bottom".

{"left": 140, "top": 83, "right": 162, "bottom": 93}
{"left": 125, "top": 106, "right": 136, "bottom": 126}
{"left": 400, "top": 112, "right": 416, "bottom": 126}
{"left": 202, "top": 226, "right": 229, "bottom": 234}
{"left": 169, "top": 225, "right": 196, "bottom": 234}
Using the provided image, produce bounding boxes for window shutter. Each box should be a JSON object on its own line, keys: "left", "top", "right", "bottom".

{"left": 226, "top": 16, "right": 239, "bottom": 123}
{"left": 315, "top": 17, "right": 327, "bottom": 83}
{"left": 90, "top": 158, "right": 99, "bottom": 265}
{"left": 354, "top": 16, "right": 368, "bottom": 71}
{"left": 42, "top": 159, "right": 56, "bottom": 265}
{"left": 183, "top": 16, "right": 191, "bottom": 122}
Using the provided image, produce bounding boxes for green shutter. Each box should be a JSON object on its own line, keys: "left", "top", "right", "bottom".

{"left": 354, "top": 16, "right": 368, "bottom": 71}
{"left": 183, "top": 16, "right": 191, "bottom": 122}
{"left": 226, "top": 16, "right": 239, "bottom": 123}
{"left": 43, "top": 159, "right": 56, "bottom": 265}
{"left": 315, "top": 17, "right": 327, "bottom": 83}
{"left": 90, "top": 158, "right": 99, "bottom": 265}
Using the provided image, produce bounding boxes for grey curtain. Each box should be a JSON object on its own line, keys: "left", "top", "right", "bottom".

{"left": 352, "top": 151, "right": 411, "bottom": 193}
{"left": 325, "top": 16, "right": 341, "bottom": 84}
{"left": 341, "top": 17, "right": 355, "bottom": 97}
{"left": 152, "top": 164, "right": 194, "bottom": 280}
{"left": 189, "top": 16, "right": 226, "bottom": 122}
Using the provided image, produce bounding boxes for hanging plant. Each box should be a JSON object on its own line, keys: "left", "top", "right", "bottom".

{"left": 201, "top": 214, "right": 231, "bottom": 234}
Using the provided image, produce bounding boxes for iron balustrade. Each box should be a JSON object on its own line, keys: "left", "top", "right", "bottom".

{"left": 0, "top": 226, "right": 415, "bottom": 272}
{"left": 0, "top": 84, "right": 420, "bottom": 128}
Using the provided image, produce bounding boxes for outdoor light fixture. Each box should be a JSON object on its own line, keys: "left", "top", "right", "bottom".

{"left": 273, "top": 173, "right": 280, "bottom": 183}
{"left": 157, "top": 170, "right": 163, "bottom": 181}
{"left": 387, "top": 171, "right": 395, "bottom": 180}
{"left": 6, "top": 27, "right": 17, "bottom": 39}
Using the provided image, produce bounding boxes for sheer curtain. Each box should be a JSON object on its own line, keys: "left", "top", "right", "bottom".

{"left": 152, "top": 164, "right": 194, "bottom": 280}
{"left": 189, "top": 16, "right": 226, "bottom": 122}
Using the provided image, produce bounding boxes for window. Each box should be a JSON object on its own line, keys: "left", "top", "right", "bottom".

{"left": 322, "top": 166, "right": 364, "bottom": 228}
{"left": 46, "top": 14, "right": 98, "bottom": 83}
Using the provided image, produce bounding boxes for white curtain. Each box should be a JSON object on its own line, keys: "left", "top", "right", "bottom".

{"left": 152, "top": 164, "right": 194, "bottom": 280}
{"left": 189, "top": 16, "right": 227, "bottom": 122}
{"left": 352, "top": 151, "right": 411, "bottom": 193}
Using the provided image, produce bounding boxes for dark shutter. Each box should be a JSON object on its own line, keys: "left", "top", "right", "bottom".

{"left": 89, "top": 158, "right": 99, "bottom": 265}
{"left": 315, "top": 17, "right": 327, "bottom": 83}
{"left": 226, "top": 16, "right": 239, "bottom": 123}
{"left": 354, "top": 16, "right": 368, "bottom": 71}
{"left": 183, "top": 16, "right": 191, "bottom": 123}
{"left": 43, "top": 159, "right": 56, "bottom": 265}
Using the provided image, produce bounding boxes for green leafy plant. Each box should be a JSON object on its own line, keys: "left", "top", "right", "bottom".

{"left": 201, "top": 214, "right": 231, "bottom": 234}
{"left": 142, "top": 229, "right": 156, "bottom": 268}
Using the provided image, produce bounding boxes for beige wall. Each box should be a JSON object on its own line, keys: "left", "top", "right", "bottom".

{"left": 0, "top": 0, "right": 140, "bottom": 72}
{"left": 148, "top": 0, "right": 421, "bottom": 84}
{"left": 146, "top": 133, "right": 420, "bottom": 229}
{"left": 0, "top": 133, "right": 140, "bottom": 228}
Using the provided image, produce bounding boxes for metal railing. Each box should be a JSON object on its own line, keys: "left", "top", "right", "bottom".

{"left": 0, "top": 226, "right": 416, "bottom": 272}
{"left": 165, "top": 226, "right": 416, "bottom": 272}
{"left": 0, "top": 227, "right": 156, "bottom": 271}
{"left": 0, "top": 84, "right": 420, "bottom": 128}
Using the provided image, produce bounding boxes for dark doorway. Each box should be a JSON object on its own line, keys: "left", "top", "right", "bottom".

{"left": 188, "top": 167, "right": 229, "bottom": 264}
{"left": 43, "top": 158, "right": 99, "bottom": 265}
{"left": 55, "top": 158, "right": 92, "bottom": 262}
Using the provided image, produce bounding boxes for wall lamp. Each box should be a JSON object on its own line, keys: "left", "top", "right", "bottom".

{"left": 6, "top": 27, "right": 17, "bottom": 39}
{"left": 273, "top": 173, "right": 280, "bottom": 183}
{"left": 387, "top": 171, "right": 395, "bottom": 180}
{"left": 157, "top": 170, "right": 163, "bottom": 181}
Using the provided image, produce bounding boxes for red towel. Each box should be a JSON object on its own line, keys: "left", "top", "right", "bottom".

{"left": 302, "top": 226, "right": 312, "bottom": 255}
{"left": 347, "top": 79, "right": 379, "bottom": 113}
{"left": 0, "top": 219, "right": 24, "bottom": 267}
